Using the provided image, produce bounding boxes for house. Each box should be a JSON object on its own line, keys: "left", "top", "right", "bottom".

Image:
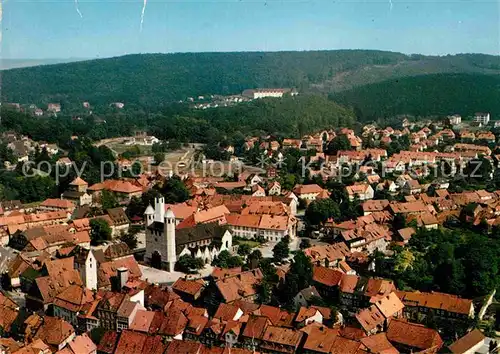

{"left": 396, "top": 290, "right": 474, "bottom": 321}
{"left": 53, "top": 285, "right": 96, "bottom": 328}
{"left": 354, "top": 292, "right": 404, "bottom": 335}
{"left": 260, "top": 326, "right": 304, "bottom": 354}
{"left": 38, "top": 198, "right": 75, "bottom": 213}
{"left": 172, "top": 278, "right": 205, "bottom": 302}
{"left": 359, "top": 333, "right": 399, "bottom": 354}
{"left": 448, "top": 114, "right": 462, "bottom": 125}
{"left": 395, "top": 227, "right": 415, "bottom": 244}
{"left": 88, "top": 179, "right": 143, "bottom": 204}
{"left": 402, "top": 180, "right": 422, "bottom": 195}
{"left": 268, "top": 181, "right": 281, "bottom": 196}
{"left": 251, "top": 185, "right": 266, "bottom": 197}
{"left": 208, "top": 269, "right": 263, "bottom": 306}
{"left": 293, "top": 184, "right": 326, "bottom": 202}
{"left": 474, "top": 112, "right": 490, "bottom": 125}
{"left": 47, "top": 103, "right": 61, "bottom": 113}
{"left": 387, "top": 319, "right": 443, "bottom": 353}
{"left": 447, "top": 329, "right": 486, "bottom": 354}
{"left": 294, "top": 286, "right": 321, "bottom": 308}
{"left": 312, "top": 266, "right": 343, "bottom": 298}
{"left": 63, "top": 333, "right": 97, "bottom": 354}
{"left": 34, "top": 316, "right": 75, "bottom": 352}
{"left": 62, "top": 177, "right": 92, "bottom": 206}
{"left": 242, "top": 88, "right": 294, "bottom": 99}
{"left": 346, "top": 183, "right": 374, "bottom": 201}
{"left": 295, "top": 307, "right": 323, "bottom": 327}
{"left": 226, "top": 213, "right": 297, "bottom": 242}
{"left": 301, "top": 325, "right": 340, "bottom": 354}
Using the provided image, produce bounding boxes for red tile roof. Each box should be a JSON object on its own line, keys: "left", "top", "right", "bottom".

{"left": 387, "top": 319, "right": 443, "bottom": 351}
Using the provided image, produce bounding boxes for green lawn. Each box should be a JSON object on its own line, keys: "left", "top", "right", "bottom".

{"left": 236, "top": 240, "right": 260, "bottom": 248}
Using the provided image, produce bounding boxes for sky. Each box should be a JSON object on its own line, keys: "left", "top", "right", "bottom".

{"left": 1, "top": 0, "right": 499, "bottom": 59}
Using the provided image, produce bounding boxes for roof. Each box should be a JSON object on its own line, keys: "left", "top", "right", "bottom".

{"left": 216, "top": 269, "right": 263, "bottom": 303}
{"left": 261, "top": 326, "right": 304, "bottom": 347}
{"left": 98, "top": 255, "right": 142, "bottom": 288}
{"left": 387, "top": 319, "right": 443, "bottom": 351}
{"left": 448, "top": 329, "right": 486, "bottom": 354}
{"left": 373, "top": 292, "right": 404, "bottom": 318}
{"left": 107, "top": 207, "right": 130, "bottom": 225}
{"left": 129, "top": 310, "right": 156, "bottom": 332}
{"left": 114, "top": 330, "right": 147, "bottom": 354}
{"left": 172, "top": 278, "right": 205, "bottom": 296}
{"left": 35, "top": 269, "right": 83, "bottom": 304}
{"left": 104, "top": 242, "right": 132, "bottom": 260}
{"left": 330, "top": 336, "right": 361, "bottom": 354}
{"left": 295, "top": 307, "right": 321, "bottom": 323}
{"left": 312, "top": 266, "right": 344, "bottom": 287}
{"left": 70, "top": 177, "right": 88, "bottom": 186}
{"left": 355, "top": 305, "right": 385, "bottom": 333}
{"left": 40, "top": 198, "right": 75, "bottom": 209}
{"left": 360, "top": 333, "right": 399, "bottom": 354}
{"left": 96, "top": 331, "right": 119, "bottom": 354}
{"left": 68, "top": 333, "right": 96, "bottom": 354}
{"left": 53, "top": 285, "right": 94, "bottom": 313}
{"left": 242, "top": 315, "right": 270, "bottom": 339}
{"left": 301, "top": 325, "right": 339, "bottom": 354}
{"left": 396, "top": 290, "right": 473, "bottom": 315}
{"left": 397, "top": 227, "right": 415, "bottom": 241}
{"left": 298, "top": 286, "right": 321, "bottom": 301}
{"left": 293, "top": 184, "right": 324, "bottom": 195}
{"left": 34, "top": 316, "right": 75, "bottom": 347}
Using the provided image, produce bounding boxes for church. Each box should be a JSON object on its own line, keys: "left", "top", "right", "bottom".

{"left": 144, "top": 197, "right": 233, "bottom": 271}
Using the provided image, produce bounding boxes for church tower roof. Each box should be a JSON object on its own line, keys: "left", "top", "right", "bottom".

{"left": 144, "top": 205, "right": 155, "bottom": 215}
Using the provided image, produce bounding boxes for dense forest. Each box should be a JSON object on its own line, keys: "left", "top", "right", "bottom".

{"left": 334, "top": 73, "right": 500, "bottom": 121}
{"left": 2, "top": 50, "right": 500, "bottom": 109}
{"left": 0, "top": 95, "right": 355, "bottom": 146}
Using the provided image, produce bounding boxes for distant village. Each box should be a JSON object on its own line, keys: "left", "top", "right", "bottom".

{"left": 0, "top": 104, "right": 498, "bottom": 354}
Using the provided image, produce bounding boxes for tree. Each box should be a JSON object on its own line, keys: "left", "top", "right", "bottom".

{"left": 299, "top": 238, "right": 311, "bottom": 249}
{"left": 101, "top": 189, "right": 119, "bottom": 210}
{"left": 90, "top": 219, "right": 112, "bottom": 245}
{"left": 212, "top": 250, "right": 244, "bottom": 269}
{"left": 254, "top": 281, "right": 272, "bottom": 304}
{"left": 288, "top": 251, "right": 313, "bottom": 290}
{"left": 120, "top": 230, "right": 138, "bottom": 250}
{"left": 154, "top": 153, "right": 165, "bottom": 165}
{"left": 237, "top": 243, "right": 252, "bottom": 257}
{"left": 325, "top": 135, "right": 351, "bottom": 155}
{"left": 272, "top": 238, "right": 290, "bottom": 263}
{"left": 305, "top": 198, "right": 340, "bottom": 226}
{"left": 160, "top": 176, "right": 191, "bottom": 203}
{"left": 176, "top": 254, "right": 204, "bottom": 273}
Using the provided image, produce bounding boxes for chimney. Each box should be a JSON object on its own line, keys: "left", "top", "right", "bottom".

{"left": 117, "top": 267, "right": 129, "bottom": 289}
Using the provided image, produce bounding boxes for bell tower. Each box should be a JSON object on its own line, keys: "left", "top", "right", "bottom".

{"left": 164, "top": 208, "right": 177, "bottom": 272}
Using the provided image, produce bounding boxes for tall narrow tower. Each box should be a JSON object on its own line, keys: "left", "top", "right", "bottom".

{"left": 164, "top": 208, "right": 177, "bottom": 272}
{"left": 154, "top": 197, "right": 165, "bottom": 222}
{"left": 144, "top": 205, "right": 155, "bottom": 227}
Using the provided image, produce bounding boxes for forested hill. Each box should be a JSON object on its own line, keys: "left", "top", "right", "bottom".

{"left": 2, "top": 50, "right": 500, "bottom": 108}
{"left": 333, "top": 73, "right": 500, "bottom": 122}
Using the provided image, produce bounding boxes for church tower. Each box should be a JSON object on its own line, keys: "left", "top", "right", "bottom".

{"left": 154, "top": 197, "right": 165, "bottom": 222}
{"left": 144, "top": 205, "right": 155, "bottom": 227}
{"left": 164, "top": 208, "right": 177, "bottom": 272}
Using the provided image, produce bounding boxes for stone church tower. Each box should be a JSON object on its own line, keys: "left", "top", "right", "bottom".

{"left": 144, "top": 197, "right": 177, "bottom": 271}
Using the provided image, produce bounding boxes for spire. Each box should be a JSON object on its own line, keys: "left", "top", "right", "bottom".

{"left": 144, "top": 205, "right": 154, "bottom": 215}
